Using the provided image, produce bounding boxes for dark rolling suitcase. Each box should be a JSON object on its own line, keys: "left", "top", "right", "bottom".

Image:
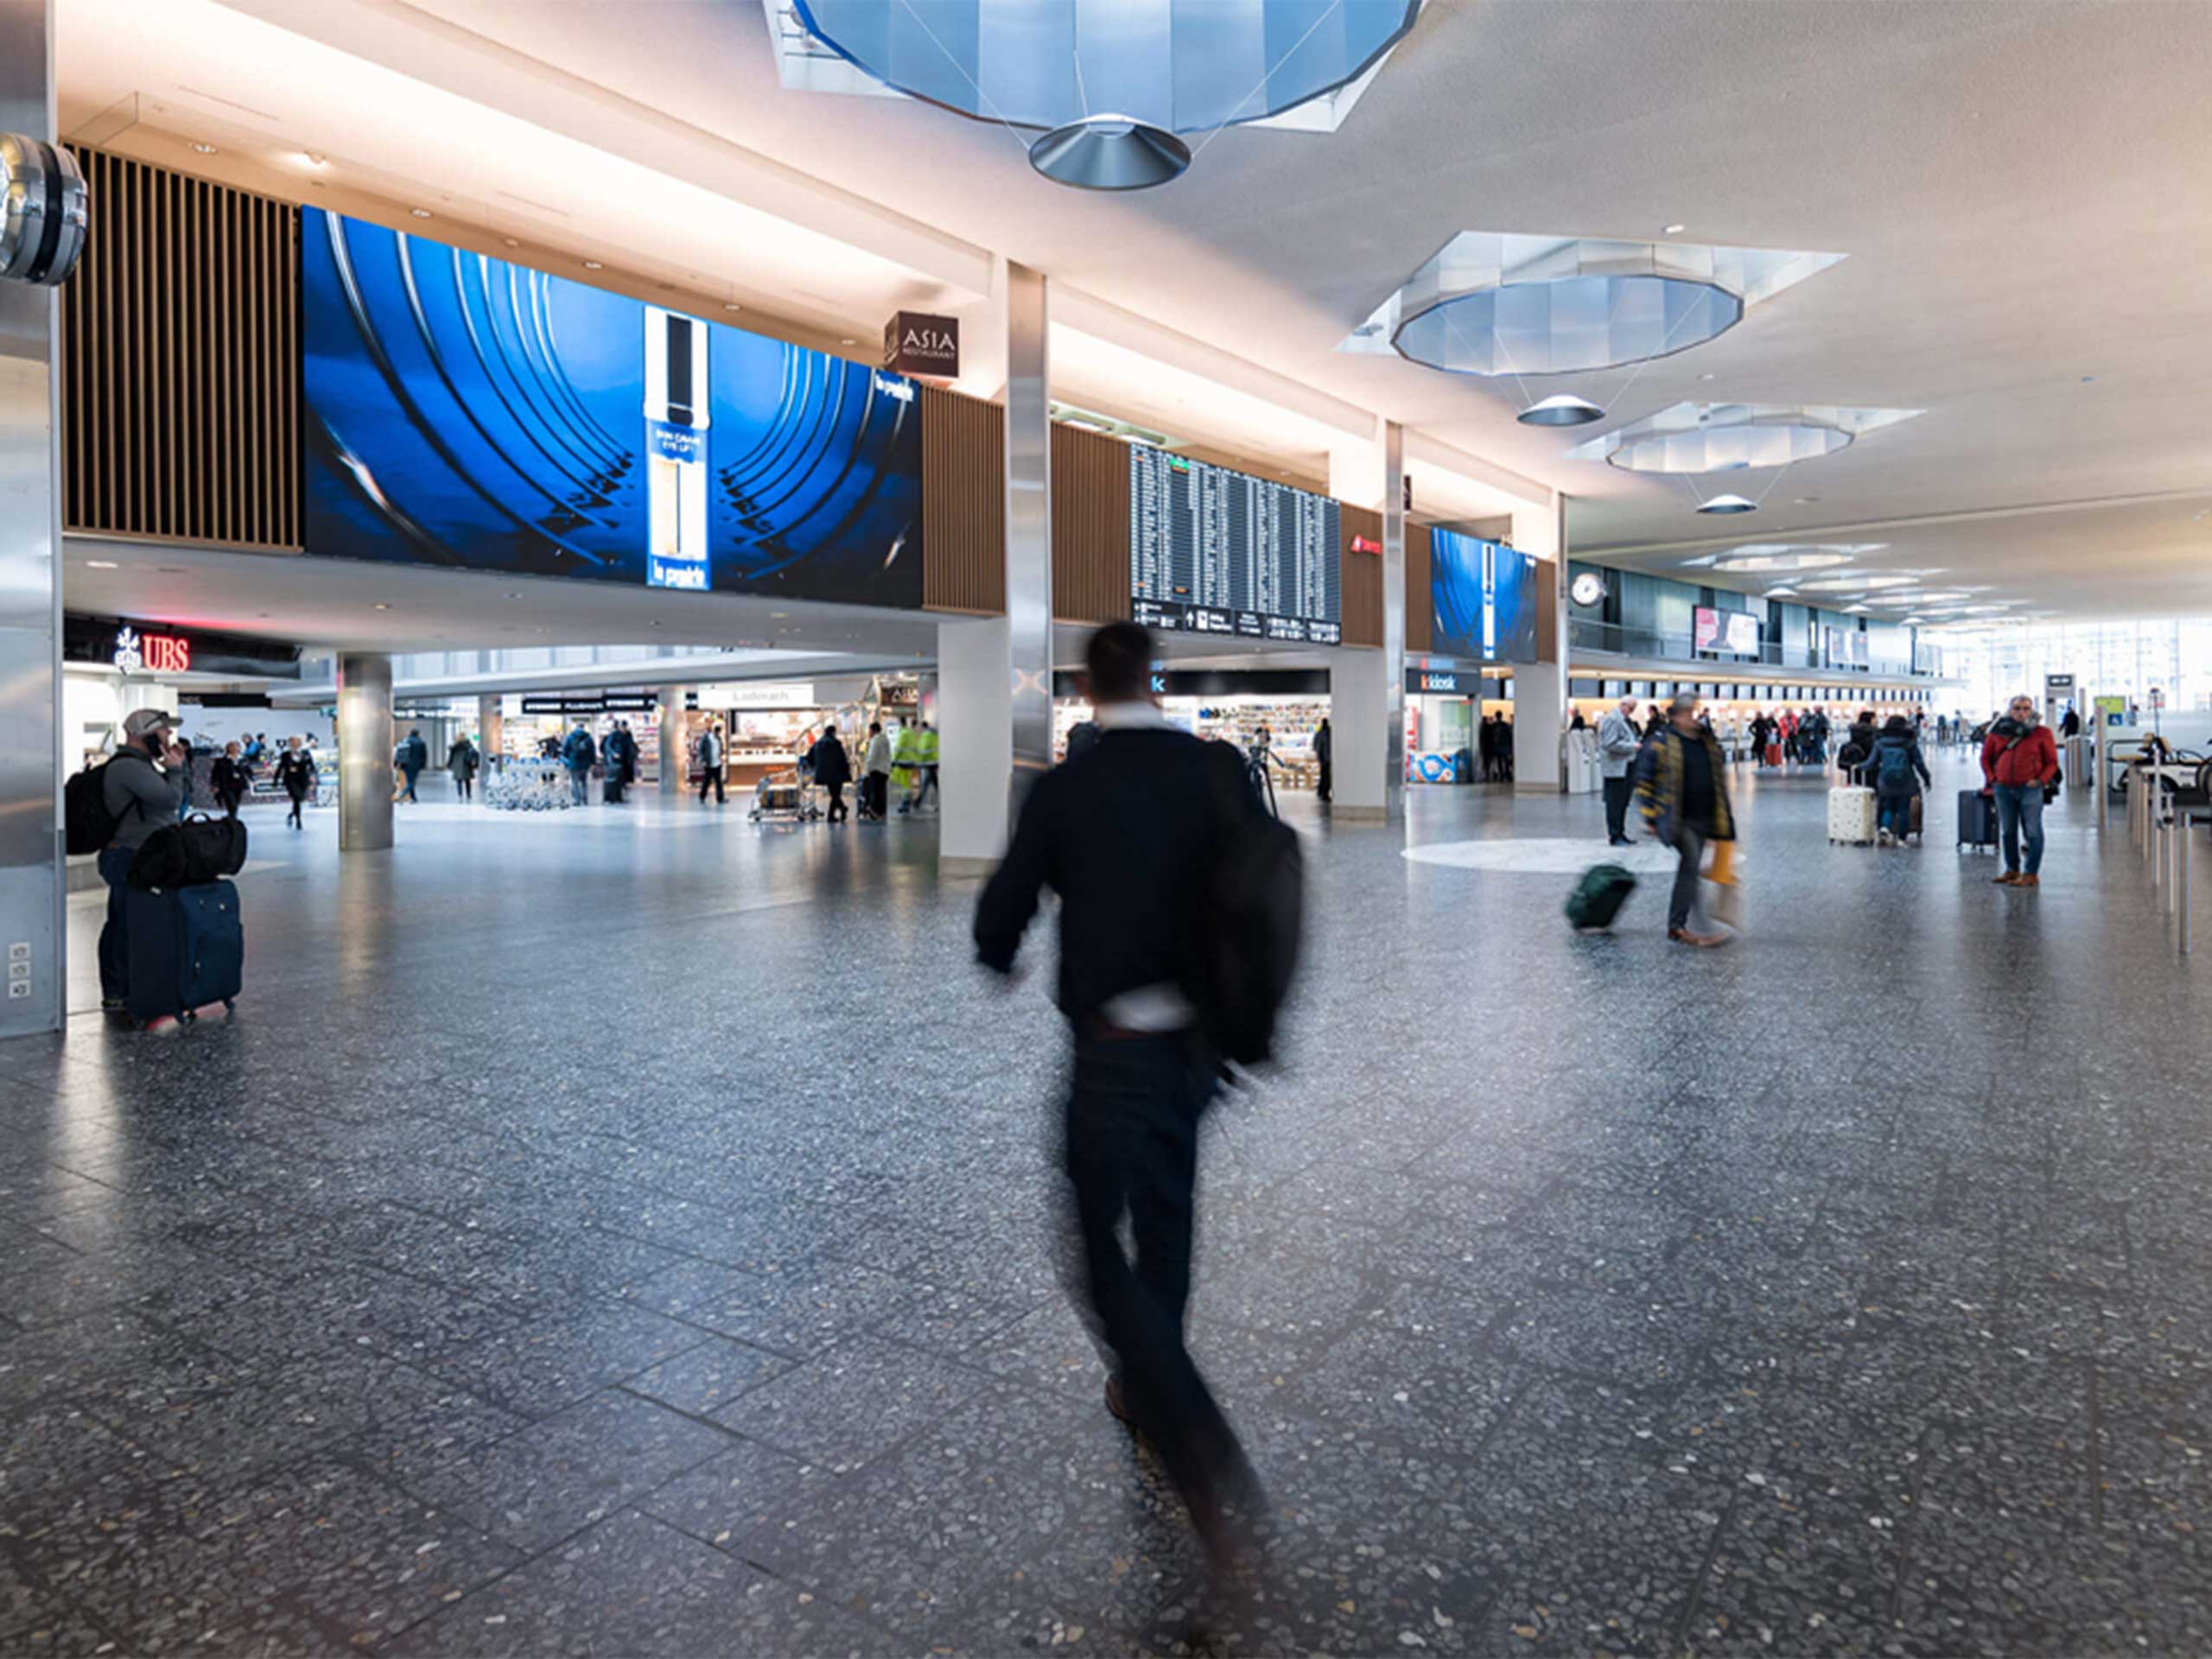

{"left": 1956, "top": 789, "right": 1999, "bottom": 851}
{"left": 125, "top": 880, "right": 243, "bottom": 1024}
{"left": 1567, "top": 863, "right": 1637, "bottom": 931}
{"left": 603, "top": 776, "right": 625, "bottom": 804}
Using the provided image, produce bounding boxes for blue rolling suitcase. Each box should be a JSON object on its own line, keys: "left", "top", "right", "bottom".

{"left": 1956, "top": 789, "right": 1999, "bottom": 852}
{"left": 125, "top": 880, "right": 243, "bottom": 1024}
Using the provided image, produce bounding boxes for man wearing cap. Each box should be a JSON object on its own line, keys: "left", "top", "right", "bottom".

{"left": 99, "top": 709, "right": 188, "bottom": 1011}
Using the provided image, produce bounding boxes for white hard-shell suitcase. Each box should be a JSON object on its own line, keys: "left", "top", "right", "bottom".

{"left": 1827, "top": 785, "right": 1878, "bottom": 844}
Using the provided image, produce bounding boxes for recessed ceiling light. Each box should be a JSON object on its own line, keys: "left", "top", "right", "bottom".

{"left": 1794, "top": 496, "right": 1821, "bottom": 505}
{"left": 190, "top": 142, "right": 218, "bottom": 155}
{"left": 373, "top": 603, "right": 391, "bottom": 611}
{"left": 1663, "top": 223, "right": 1687, "bottom": 235}
{"left": 583, "top": 260, "right": 604, "bottom": 270}
{"left": 724, "top": 302, "right": 743, "bottom": 311}
{"left": 410, "top": 207, "right": 433, "bottom": 219}
{"left": 2079, "top": 375, "right": 2096, "bottom": 384}
{"left": 156, "top": 566, "right": 188, "bottom": 574}
{"left": 85, "top": 559, "right": 118, "bottom": 569}
{"left": 841, "top": 338, "right": 855, "bottom": 346}
{"left": 302, "top": 152, "right": 327, "bottom": 168}
{"left": 502, "top": 237, "right": 519, "bottom": 248}
{"left": 1696, "top": 372, "right": 1715, "bottom": 382}
{"left": 505, "top": 591, "right": 523, "bottom": 599}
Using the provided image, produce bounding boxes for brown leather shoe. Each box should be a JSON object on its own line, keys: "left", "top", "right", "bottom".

{"left": 1104, "top": 1375, "right": 1134, "bottom": 1427}
{"left": 1669, "top": 927, "right": 1729, "bottom": 948}
{"left": 2016, "top": 874, "right": 2040, "bottom": 887}
{"left": 1993, "top": 872, "right": 2021, "bottom": 885}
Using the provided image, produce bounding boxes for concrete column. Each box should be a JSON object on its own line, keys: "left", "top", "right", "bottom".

{"left": 658, "top": 687, "right": 685, "bottom": 796}
{"left": 938, "top": 617, "right": 1014, "bottom": 875}
{"left": 0, "top": 0, "right": 64, "bottom": 1039}
{"left": 1512, "top": 493, "right": 1569, "bottom": 794}
{"left": 1329, "top": 416, "right": 1405, "bottom": 823}
{"left": 1329, "top": 650, "right": 1391, "bottom": 822}
{"left": 1002, "top": 259, "right": 1052, "bottom": 823}
{"left": 477, "top": 694, "right": 503, "bottom": 764}
{"left": 335, "top": 653, "right": 394, "bottom": 851}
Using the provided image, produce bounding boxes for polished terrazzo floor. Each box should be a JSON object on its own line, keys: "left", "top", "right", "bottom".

{"left": 4, "top": 753, "right": 2209, "bottom": 1656}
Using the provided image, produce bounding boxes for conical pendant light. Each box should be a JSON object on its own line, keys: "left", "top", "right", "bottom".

{"left": 1028, "top": 116, "right": 1191, "bottom": 191}
{"left": 1695, "top": 493, "right": 1758, "bottom": 515}
{"left": 1516, "top": 393, "right": 1606, "bottom": 427}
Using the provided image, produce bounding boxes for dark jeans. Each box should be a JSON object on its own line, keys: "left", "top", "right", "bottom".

{"left": 1667, "top": 823, "right": 1710, "bottom": 933}
{"left": 401, "top": 766, "right": 421, "bottom": 802}
{"left": 97, "top": 845, "right": 134, "bottom": 1001}
{"left": 824, "top": 780, "right": 847, "bottom": 821}
{"left": 1602, "top": 773, "right": 1631, "bottom": 841}
{"left": 217, "top": 790, "right": 242, "bottom": 819}
{"left": 285, "top": 788, "right": 307, "bottom": 828}
{"left": 456, "top": 777, "right": 473, "bottom": 801}
{"left": 1995, "top": 782, "right": 2046, "bottom": 874}
{"left": 1877, "top": 792, "right": 1914, "bottom": 837}
{"left": 1063, "top": 1030, "right": 1259, "bottom": 1537}
{"left": 1317, "top": 759, "right": 1332, "bottom": 803}
{"left": 865, "top": 773, "right": 888, "bottom": 817}
{"left": 698, "top": 766, "right": 725, "bottom": 804}
{"left": 912, "top": 765, "right": 939, "bottom": 809}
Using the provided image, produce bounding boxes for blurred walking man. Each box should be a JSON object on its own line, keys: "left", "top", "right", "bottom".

{"left": 975, "top": 621, "right": 1280, "bottom": 1589}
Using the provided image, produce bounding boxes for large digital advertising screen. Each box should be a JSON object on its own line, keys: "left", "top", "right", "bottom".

{"left": 1431, "top": 529, "right": 1538, "bottom": 663}
{"left": 1695, "top": 607, "right": 1761, "bottom": 655}
{"left": 1128, "top": 446, "right": 1341, "bottom": 644}
{"left": 302, "top": 209, "right": 923, "bottom": 607}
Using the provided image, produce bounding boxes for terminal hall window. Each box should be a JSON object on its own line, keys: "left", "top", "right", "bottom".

{"left": 1128, "top": 446, "right": 1342, "bottom": 644}
{"left": 301, "top": 209, "right": 922, "bottom": 607}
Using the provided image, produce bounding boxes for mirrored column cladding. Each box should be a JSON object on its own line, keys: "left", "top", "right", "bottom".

{"left": 1381, "top": 419, "right": 1407, "bottom": 823}
{"left": 1004, "top": 259, "right": 1052, "bottom": 821}
{"left": 0, "top": 0, "right": 64, "bottom": 1039}
{"left": 658, "top": 686, "right": 684, "bottom": 797}
{"left": 1510, "top": 493, "right": 1569, "bottom": 793}
{"left": 938, "top": 617, "right": 1014, "bottom": 876}
{"left": 336, "top": 654, "right": 395, "bottom": 851}
{"left": 477, "top": 694, "right": 503, "bottom": 770}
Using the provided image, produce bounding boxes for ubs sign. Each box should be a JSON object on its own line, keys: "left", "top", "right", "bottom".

{"left": 881, "top": 311, "right": 959, "bottom": 378}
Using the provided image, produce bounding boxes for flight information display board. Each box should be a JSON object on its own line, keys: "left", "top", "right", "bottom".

{"left": 1128, "top": 447, "right": 1342, "bottom": 644}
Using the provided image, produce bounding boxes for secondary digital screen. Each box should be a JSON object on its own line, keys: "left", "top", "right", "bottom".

{"left": 1695, "top": 607, "right": 1762, "bottom": 655}
{"left": 1128, "top": 446, "right": 1341, "bottom": 645}
{"left": 1430, "top": 528, "right": 1539, "bottom": 663}
{"left": 302, "top": 209, "right": 923, "bottom": 607}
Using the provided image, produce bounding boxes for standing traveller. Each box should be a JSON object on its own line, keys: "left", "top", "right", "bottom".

{"left": 1866, "top": 715, "right": 1932, "bottom": 846}
{"left": 448, "top": 734, "right": 480, "bottom": 802}
{"left": 892, "top": 720, "right": 926, "bottom": 813}
{"left": 601, "top": 722, "right": 633, "bottom": 804}
{"left": 211, "top": 742, "right": 250, "bottom": 819}
{"left": 1634, "top": 693, "right": 1737, "bottom": 949}
{"left": 1313, "top": 717, "right": 1332, "bottom": 804}
{"left": 1983, "top": 694, "right": 2061, "bottom": 888}
{"left": 974, "top": 620, "right": 1278, "bottom": 1587}
{"left": 561, "top": 721, "right": 596, "bottom": 806}
{"left": 395, "top": 728, "right": 428, "bottom": 803}
{"left": 275, "top": 734, "right": 317, "bottom": 829}
{"left": 696, "top": 723, "right": 726, "bottom": 804}
{"left": 1597, "top": 696, "right": 1642, "bottom": 847}
{"left": 810, "top": 721, "right": 852, "bottom": 822}
{"left": 96, "top": 709, "right": 187, "bottom": 1013}
{"left": 2061, "top": 704, "right": 2082, "bottom": 739}
{"left": 862, "top": 721, "right": 893, "bottom": 821}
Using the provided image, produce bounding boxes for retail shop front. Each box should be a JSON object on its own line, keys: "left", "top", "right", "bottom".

{"left": 1052, "top": 668, "right": 1330, "bottom": 792}
{"left": 1402, "top": 664, "right": 1515, "bottom": 785}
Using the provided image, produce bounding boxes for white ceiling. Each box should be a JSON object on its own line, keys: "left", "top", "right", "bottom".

{"left": 53, "top": 0, "right": 2212, "bottom": 628}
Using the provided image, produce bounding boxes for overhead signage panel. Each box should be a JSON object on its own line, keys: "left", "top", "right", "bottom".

{"left": 1128, "top": 446, "right": 1342, "bottom": 646}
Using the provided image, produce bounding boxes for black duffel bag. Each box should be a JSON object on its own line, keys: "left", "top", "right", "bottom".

{"left": 129, "top": 814, "right": 248, "bottom": 890}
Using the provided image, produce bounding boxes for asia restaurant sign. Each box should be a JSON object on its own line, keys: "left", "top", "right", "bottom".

{"left": 881, "top": 311, "right": 959, "bottom": 378}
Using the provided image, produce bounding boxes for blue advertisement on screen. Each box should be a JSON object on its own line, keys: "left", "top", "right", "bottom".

{"left": 1431, "top": 528, "right": 1539, "bottom": 663}
{"left": 301, "top": 208, "right": 923, "bottom": 607}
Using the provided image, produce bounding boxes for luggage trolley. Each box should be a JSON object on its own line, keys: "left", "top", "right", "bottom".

{"left": 748, "top": 769, "right": 822, "bottom": 823}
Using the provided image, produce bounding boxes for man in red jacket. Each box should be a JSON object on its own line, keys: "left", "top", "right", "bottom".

{"left": 1981, "top": 694, "right": 2061, "bottom": 887}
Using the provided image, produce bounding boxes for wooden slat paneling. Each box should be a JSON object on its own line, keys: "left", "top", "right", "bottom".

{"left": 1338, "top": 504, "right": 1383, "bottom": 648}
{"left": 1050, "top": 423, "right": 1128, "bottom": 626}
{"left": 60, "top": 146, "right": 302, "bottom": 550}
{"left": 919, "top": 385, "right": 1006, "bottom": 614}
{"left": 1405, "top": 523, "right": 1433, "bottom": 655}
{"left": 1535, "top": 557, "right": 1560, "bottom": 663}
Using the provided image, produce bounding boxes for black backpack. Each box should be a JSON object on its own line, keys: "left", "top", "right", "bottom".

{"left": 64, "top": 759, "right": 126, "bottom": 855}
{"left": 1195, "top": 747, "right": 1304, "bottom": 1067}
{"left": 129, "top": 813, "right": 249, "bottom": 890}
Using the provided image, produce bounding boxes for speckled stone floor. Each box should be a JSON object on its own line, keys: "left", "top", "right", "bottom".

{"left": 5, "top": 753, "right": 2209, "bottom": 1656}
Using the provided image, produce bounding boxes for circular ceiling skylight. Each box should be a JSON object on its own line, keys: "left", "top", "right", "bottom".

{"left": 1609, "top": 417, "right": 1852, "bottom": 475}
{"left": 1710, "top": 549, "right": 1859, "bottom": 573}
{"left": 1395, "top": 273, "right": 1741, "bottom": 377}
{"left": 1799, "top": 573, "right": 1921, "bottom": 592}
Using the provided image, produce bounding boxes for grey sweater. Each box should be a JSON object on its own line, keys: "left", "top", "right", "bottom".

{"left": 101, "top": 747, "right": 183, "bottom": 850}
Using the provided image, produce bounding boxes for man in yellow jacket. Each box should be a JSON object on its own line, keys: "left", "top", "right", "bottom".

{"left": 893, "top": 721, "right": 937, "bottom": 814}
